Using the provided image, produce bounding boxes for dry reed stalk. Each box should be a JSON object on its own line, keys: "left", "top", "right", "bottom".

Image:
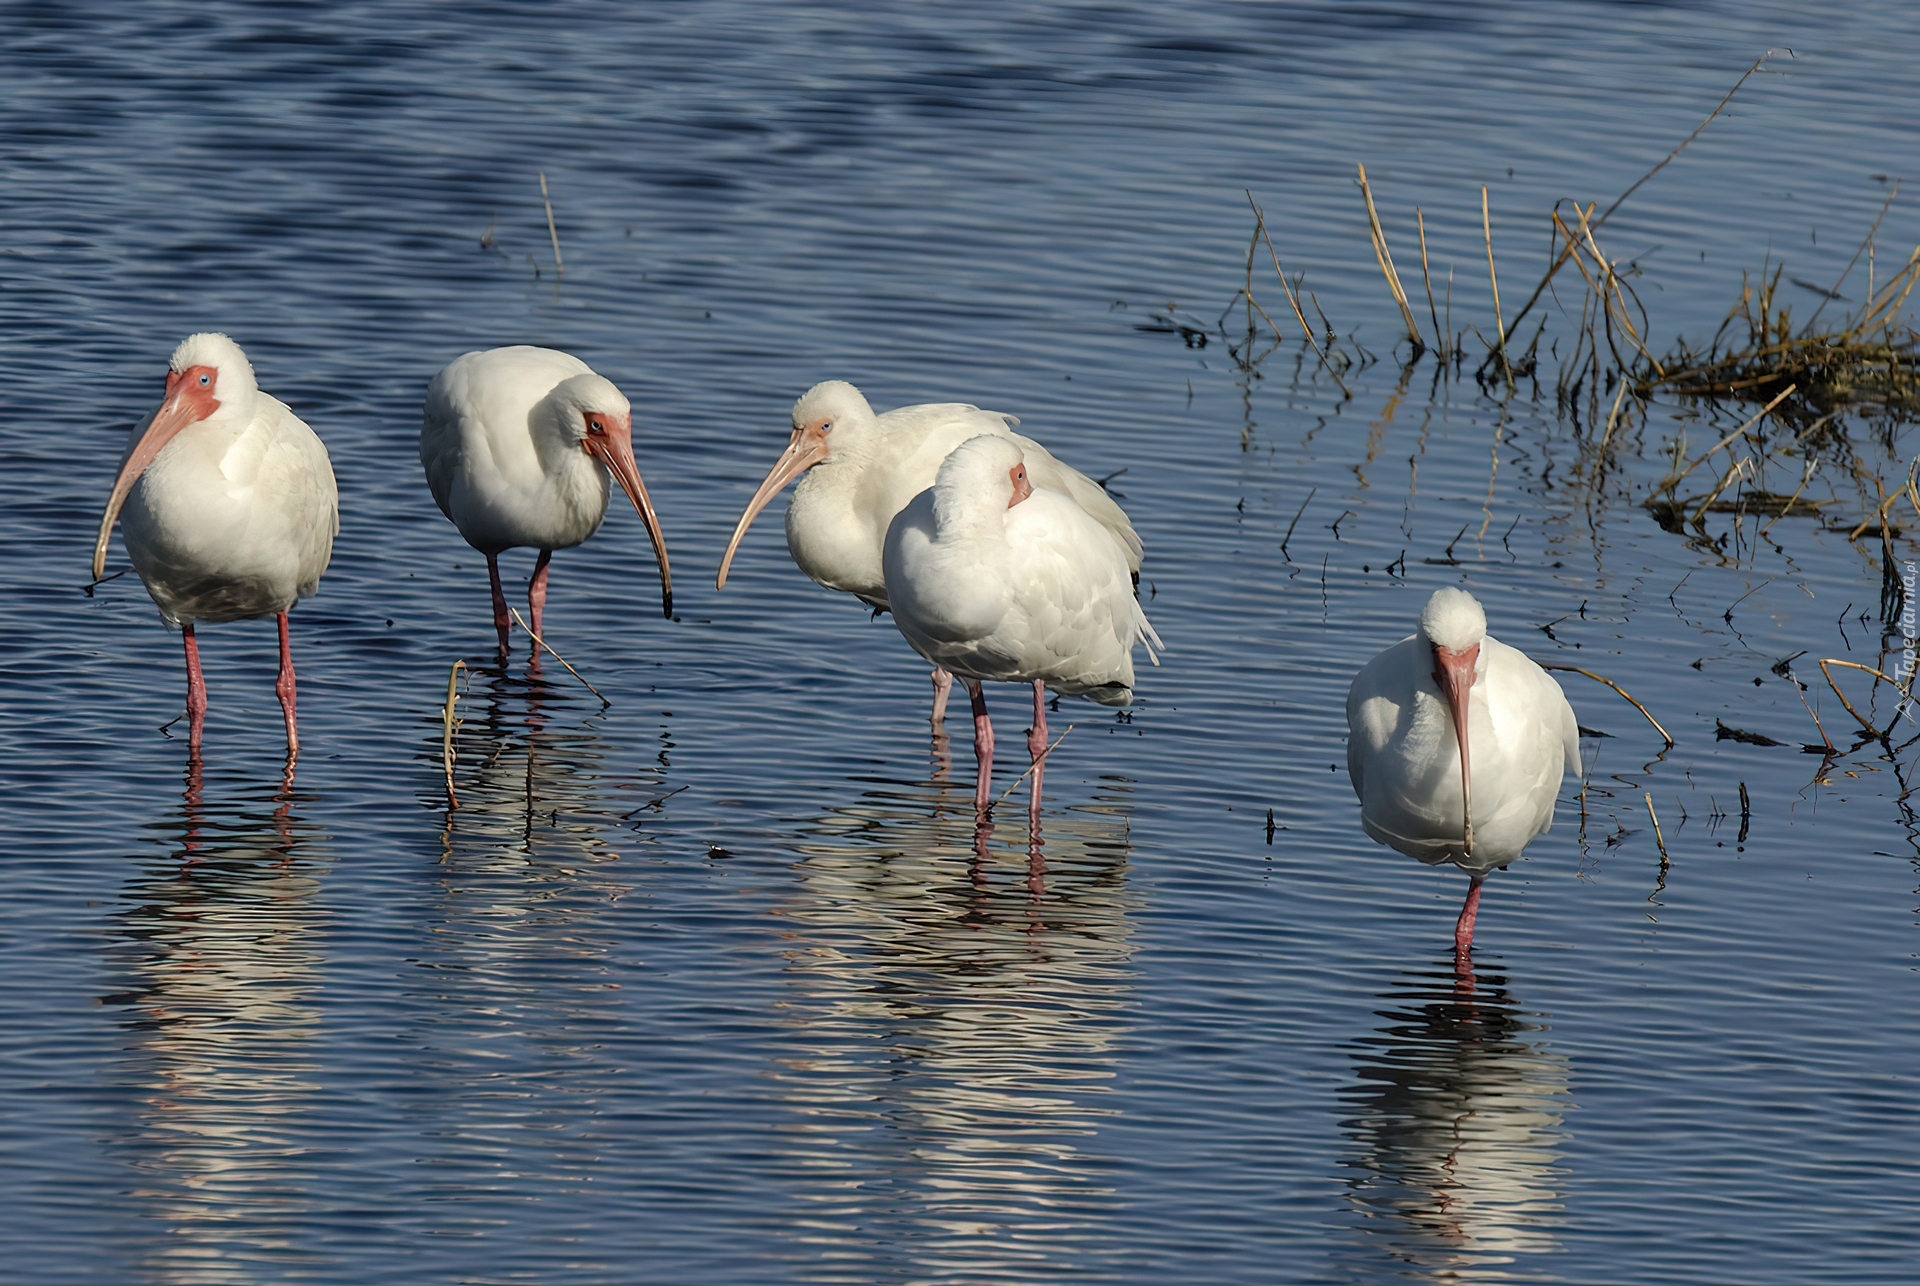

{"left": 1844, "top": 245, "right": 1920, "bottom": 338}
{"left": 1482, "top": 186, "right": 1510, "bottom": 383}
{"left": 1690, "top": 456, "right": 1754, "bottom": 526}
{"left": 1597, "top": 376, "right": 1631, "bottom": 456}
{"left": 442, "top": 659, "right": 467, "bottom": 809}
{"left": 1808, "top": 180, "right": 1901, "bottom": 330}
{"left": 1816, "top": 658, "right": 1908, "bottom": 739}
{"left": 1660, "top": 383, "right": 1796, "bottom": 496}
{"left": 1575, "top": 213, "right": 1660, "bottom": 372}
{"left": 539, "top": 171, "right": 564, "bottom": 278}
{"left": 1644, "top": 792, "right": 1670, "bottom": 865}
{"left": 1247, "top": 191, "right": 1349, "bottom": 395}
{"left": 509, "top": 607, "right": 609, "bottom": 705}
{"left": 1848, "top": 480, "right": 1905, "bottom": 541}
{"left": 1759, "top": 458, "right": 1821, "bottom": 538}
{"left": 1507, "top": 51, "right": 1779, "bottom": 335}
{"left": 1541, "top": 663, "right": 1675, "bottom": 746}
{"left": 1789, "top": 669, "right": 1837, "bottom": 754}
{"left": 1417, "top": 208, "right": 1444, "bottom": 359}
{"left": 1358, "top": 164, "right": 1424, "bottom": 350}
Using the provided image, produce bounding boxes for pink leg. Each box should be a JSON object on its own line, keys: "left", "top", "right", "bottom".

{"left": 275, "top": 610, "right": 299, "bottom": 760}
{"left": 930, "top": 668, "right": 953, "bottom": 724}
{"left": 527, "top": 549, "right": 553, "bottom": 673}
{"left": 967, "top": 679, "right": 994, "bottom": 812}
{"left": 1027, "top": 680, "right": 1048, "bottom": 829}
{"left": 528, "top": 549, "right": 552, "bottom": 640}
{"left": 486, "top": 553, "right": 511, "bottom": 663}
{"left": 181, "top": 624, "right": 207, "bottom": 757}
{"left": 1454, "top": 872, "right": 1486, "bottom": 959}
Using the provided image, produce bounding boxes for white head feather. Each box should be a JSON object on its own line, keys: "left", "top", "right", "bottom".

{"left": 1418, "top": 586, "right": 1488, "bottom": 652}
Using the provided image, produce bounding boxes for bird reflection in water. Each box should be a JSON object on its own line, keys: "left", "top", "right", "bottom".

{"left": 1339, "top": 961, "right": 1574, "bottom": 1280}
{"left": 99, "top": 759, "right": 333, "bottom": 1282}
{"left": 770, "top": 747, "right": 1141, "bottom": 1281}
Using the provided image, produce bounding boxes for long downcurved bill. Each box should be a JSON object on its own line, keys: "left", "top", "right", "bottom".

{"left": 585, "top": 429, "right": 675, "bottom": 619}
{"left": 1432, "top": 642, "right": 1480, "bottom": 860}
{"left": 714, "top": 422, "right": 829, "bottom": 590}
{"left": 92, "top": 373, "right": 216, "bottom": 581}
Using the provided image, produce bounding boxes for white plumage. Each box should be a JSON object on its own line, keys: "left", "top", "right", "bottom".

{"left": 883, "top": 434, "right": 1161, "bottom": 818}
{"left": 421, "top": 345, "right": 672, "bottom": 661}
{"left": 1346, "top": 587, "right": 1579, "bottom": 955}
{"left": 886, "top": 435, "right": 1160, "bottom": 703}
{"left": 716, "top": 379, "right": 1141, "bottom": 719}
{"left": 93, "top": 332, "right": 337, "bottom": 758}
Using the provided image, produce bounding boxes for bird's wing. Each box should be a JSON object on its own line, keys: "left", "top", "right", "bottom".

{"left": 420, "top": 353, "right": 480, "bottom": 520}
{"left": 419, "top": 346, "right": 591, "bottom": 522}
{"left": 871, "top": 403, "right": 1022, "bottom": 519}
{"left": 1486, "top": 637, "right": 1583, "bottom": 786}
{"left": 1345, "top": 635, "right": 1422, "bottom": 805}
{"left": 1013, "top": 433, "right": 1144, "bottom": 574}
{"left": 1001, "top": 490, "right": 1143, "bottom": 691}
{"left": 257, "top": 395, "right": 339, "bottom": 595}
{"left": 1553, "top": 669, "right": 1582, "bottom": 775}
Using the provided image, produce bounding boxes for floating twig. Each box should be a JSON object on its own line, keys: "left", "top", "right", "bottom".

{"left": 539, "top": 171, "right": 564, "bottom": 278}
{"left": 1816, "top": 658, "right": 1908, "bottom": 739}
{"left": 81, "top": 567, "right": 132, "bottom": 597}
{"left": 510, "top": 607, "right": 609, "bottom": 705}
{"left": 624, "top": 784, "right": 689, "bottom": 818}
{"left": 1541, "top": 663, "right": 1675, "bottom": 747}
{"left": 994, "top": 724, "right": 1075, "bottom": 808}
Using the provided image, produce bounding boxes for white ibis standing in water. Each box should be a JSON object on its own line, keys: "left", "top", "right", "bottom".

{"left": 92, "top": 332, "right": 338, "bottom": 759}
{"left": 715, "top": 380, "right": 1142, "bottom": 721}
{"left": 882, "top": 434, "right": 1162, "bottom": 822}
{"left": 1346, "top": 587, "right": 1580, "bottom": 957}
{"left": 421, "top": 346, "right": 672, "bottom": 664}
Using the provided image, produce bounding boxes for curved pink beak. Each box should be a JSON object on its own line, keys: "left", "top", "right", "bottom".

{"left": 1432, "top": 641, "right": 1480, "bottom": 859}
{"left": 93, "top": 368, "right": 219, "bottom": 580}
{"left": 715, "top": 420, "right": 830, "bottom": 590}
{"left": 585, "top": 416, "right": 674, "bottom": 619}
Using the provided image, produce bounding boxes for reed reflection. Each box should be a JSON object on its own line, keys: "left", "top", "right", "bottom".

{"left": 100, "top": 762, "right": 333, "bottom": 1284}
{"left": 1339, "top": 963, "right": 1573, "bottom": 1280}
{"left": 408, "top": 671, "right": 647, "bottom": 1220}
{"left": 436, "top": 669, "right": 642, "bottom": 875}
{"left": 772, "top": 751, "right": 1141, "bottom": 1282}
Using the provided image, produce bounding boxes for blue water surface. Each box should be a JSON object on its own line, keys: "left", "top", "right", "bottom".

{"left": 2, "top": 3, "right": 1917, "bottom": 1282}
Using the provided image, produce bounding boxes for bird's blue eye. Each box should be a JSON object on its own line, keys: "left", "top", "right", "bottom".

{"left": 198, "top": 373, "right": 210, "bottom": 386}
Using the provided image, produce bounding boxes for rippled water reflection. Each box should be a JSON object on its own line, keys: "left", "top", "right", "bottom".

{"left": 4, "top": 2, "right": 1919, "bottom": 1282}
{"left": 774, "top": 769, "right": 1139, "bottom": 1280}
{"left": 1341, "top": 966, "right": 1572, "bottom": 1280}
{"left": 104, "top": 776, "right": 333, "bottom": 1283}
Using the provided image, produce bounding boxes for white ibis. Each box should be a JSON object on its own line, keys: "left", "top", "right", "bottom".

{"left": 715, "top": 380, "right": 1142, "bottom": 720}
{"left": 882, "top": 434, "right": 1162, "bottom": 822}
{"left": 92, "top": 332, "right": 338, "bottom": 759}
{"left": 1345, "top": 587, "right": 1580, "bottom": 957}
{"left": 421, "top": 346, "right": 672, "bottom": 664}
